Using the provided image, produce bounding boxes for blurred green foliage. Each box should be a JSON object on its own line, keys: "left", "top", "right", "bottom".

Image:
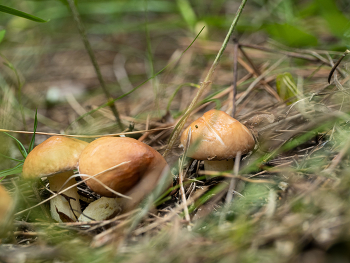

{"left": 276, "top": 72, "right": 299, "bottom": 104}
{"left": 0, "top": 0, "right": 347, "bottom": 47}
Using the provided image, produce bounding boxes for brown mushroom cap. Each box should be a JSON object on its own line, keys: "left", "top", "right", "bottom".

{"left": 22, "top": 136, "right": 89, "bottom": 179}
{"left": 78, "top": 137, "right": 168, "bottom": 198}
{"left": 180, "top": 109, "right": 255, "bottom": 160}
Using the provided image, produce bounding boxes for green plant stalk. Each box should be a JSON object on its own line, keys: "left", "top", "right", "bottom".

{"left": 163, "top": 0, "right": 248, "bottom": 158}
{"left": 0, "top": 4, "right": 47, "bottom": 22}
{"left": 66, "top": 0, "right": 123, "bottom": 130}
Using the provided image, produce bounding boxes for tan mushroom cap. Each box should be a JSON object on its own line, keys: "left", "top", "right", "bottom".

{"left": 78, "top": 137, "right": 168, "bottom": 197}
{"left": 0, "top": 184, "right": 12, "bottom": 225}
{"left": 22, "top": 136, "right": 89, "bottom": 179}
{"left": 180, "top": 109, "right": 255, "bottom": 160}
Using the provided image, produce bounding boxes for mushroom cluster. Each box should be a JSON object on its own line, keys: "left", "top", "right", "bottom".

{"left": 23, "top": 135, "right": 169, "bottom": 222}
{"left": 180, "top": 109, "right": 255, "bottom": 172}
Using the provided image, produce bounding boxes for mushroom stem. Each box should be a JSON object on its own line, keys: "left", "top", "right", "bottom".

{"left": 203, "top": 159, "right": 234, "bottom": 179}
{"left": 48, "top": 171, "right": 81, "bottom": 222}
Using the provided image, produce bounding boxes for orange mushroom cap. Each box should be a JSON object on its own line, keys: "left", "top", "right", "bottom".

{"left": 22, "top": 136, "right": 89, "bottom": 179}
{"left": 180, "top": 109, "right": 255, "bottom": 160}
{"left": 78, "top": 137, "right": 169, "bottom": 198}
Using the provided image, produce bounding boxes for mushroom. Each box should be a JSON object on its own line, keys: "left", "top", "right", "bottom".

{"left": 180, "top": 109, "right": 255, "bottom": 173}
{"left": 78, "top": 136, "right": 169, "bottom": 218}
{"left": 22, "top": 136, "right": 89, "bottom": 222}
{"left": 0, "top": 184, "right": 13, "bottom": 228}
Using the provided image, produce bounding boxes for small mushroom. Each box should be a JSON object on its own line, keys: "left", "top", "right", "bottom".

{"left": 22, "top": 136, "right": 89, "bottom": 222}
{"left": 78, "top": 137, "right": 169, "bottom": 218}
{"left": 180, "top": 109, "right": 255, "bottom": 173}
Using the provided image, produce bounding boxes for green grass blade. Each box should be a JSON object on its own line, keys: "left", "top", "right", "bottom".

{"left": 0, "top": 163, "right": 23, "bottom": 178}
{"left": 0, "top": 4, "right": 48, "bottom": 22}
{"left": 0, "top": 153, "right": 23, "bottom": 163}
{"left": 3, "top": 132, "right": 27, "bottom": 159}
{"left": 28, "top": 110, "right": 38, "bottom": 153}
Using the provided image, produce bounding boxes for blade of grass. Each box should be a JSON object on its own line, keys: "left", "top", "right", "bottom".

{"left": 28, "top": 110, "right": 38, "bottom": 153}
{"left": 0, "top": 162, "right": 23, "bottom": 178}
{"left": 3, "top": 132, "right": 27, "bottom": 159}
{"left": 0, "top": 153, "right": 23, "bottom": 162}
{"left": 0, "top": 4, "right": 48, "bottom": 22}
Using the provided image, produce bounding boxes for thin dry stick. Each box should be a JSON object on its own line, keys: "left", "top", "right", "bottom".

{"left": 163, "top": 0, "right": 248, "bottom": 157}
{"left": 219, "top": 152, "right": 241, "bottom": 228}
{"left": 328, "top": 49, "right": 350, "bottom": 84}
{"left": 138, "top": 114, "right": 151, "bottom": 141}
{"left": 0, "top": 126, "right": 174, "bottom": 138}
{"left": 66, "top": 0, "right": 123, "bottom": 129}
{"left": 225, "top": 151, "right": 241, "bottom": 204}
{"left": 232, "top": 38, "right": 239, "bottom": 117}
{"left": 179, "top": 168, "right": 191, "bottom": 229}
{"left": 199, "top": 171, "right": 275, "bottom": 184}
{"left": 240, "top": 43, "right": 319, "bottom": 62}
{"left": 179, "top": 127, "right": 192, "bottom": 230}
{"left": 241, "top": 43, "right": 346, "bottom": 78}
